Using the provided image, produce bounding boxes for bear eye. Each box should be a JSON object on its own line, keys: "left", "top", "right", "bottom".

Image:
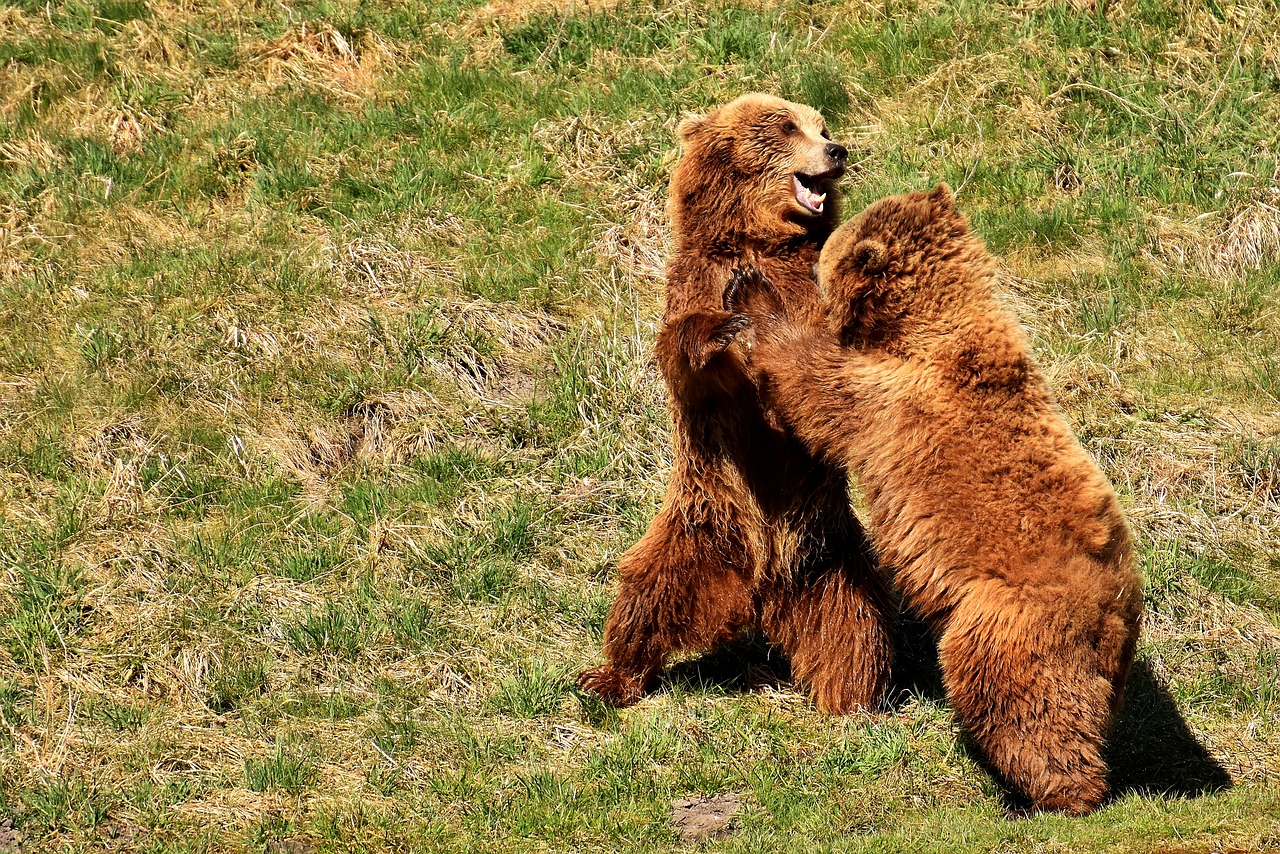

{"left": 781, "top": 120, "right": 798, "bottom": 135}
{"left": 821, "top": 128, "right": 831, "bottom": 140}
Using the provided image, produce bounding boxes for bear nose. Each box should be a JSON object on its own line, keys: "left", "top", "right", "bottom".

{"left": 825, "top": 143, "right": 848, "bottom": 162}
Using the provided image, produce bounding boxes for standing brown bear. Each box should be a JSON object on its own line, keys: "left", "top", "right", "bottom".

{"left": 577, "top": 94, "right": 894, "bottom": 713}
{"left": 726, "top": 185, "right": 1143, "bottom": 814}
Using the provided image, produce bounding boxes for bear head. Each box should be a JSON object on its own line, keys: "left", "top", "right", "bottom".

{"left": 670, "top": 93, "right": 850, "bottom": 248}
{"left": 816, "top": 183, "right": 993, "bottom": 347}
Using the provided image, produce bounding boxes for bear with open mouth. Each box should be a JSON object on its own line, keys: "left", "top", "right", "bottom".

{"left": 577, "top": 94, "right": 895, "bottom": 714}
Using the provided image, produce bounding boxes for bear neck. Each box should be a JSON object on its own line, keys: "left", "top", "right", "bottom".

{"left": 674, "top": 227, "right": 826, "bottom": 259}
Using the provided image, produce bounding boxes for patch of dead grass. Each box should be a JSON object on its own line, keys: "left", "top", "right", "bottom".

{"left": 533, "top": 114, "right": 673, "bottom": 305}
{"left": 0, "top": 135, "right": 63, "bottom": 174}
{"left": 257, "top": 292, "right": 561, "bottom": 500}
{"left": 532, "top": 114, "right": 664, "bottom": 189}
{"left": 259, "top": 393, "right": 442, "bottom": 504}
{"left": 465, "top": 0, "right": 627, "bottom": 32}
{"left": 341, "top": 233, "right": 463, "bottom": 298}
{"left": 69, "top": 415, "right": 159, "bottom": 520}
{"left": 248, "top": 22, "right": 402, "bottom": 102}
{"left": 422, "top": 297, "right": 564, "bottom": 400}
{"left": 1147, "top": 173, "right": 1280, "bottom": 282}
{"left": 114, "top": 18, "right": 188, "bottom": 73}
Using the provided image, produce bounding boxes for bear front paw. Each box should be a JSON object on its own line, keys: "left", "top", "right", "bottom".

{"left": 576, "top": 665, "right": 649, "bottom": 708}
{"left": 709, "top": 313, "right": 750, "bottom": 347}
{"left": 677, "top": 310, "right": 751, "bottom": 369}
{"left": 723, "top": 266, "right": 787, "bottom": 333}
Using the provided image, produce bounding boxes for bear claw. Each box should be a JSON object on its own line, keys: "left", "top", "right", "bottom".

{"left": 576, "top": 665, "right": 649, "bottom": 708}
{"left": 724, "top": 267, "right": 787, "bottom": 332}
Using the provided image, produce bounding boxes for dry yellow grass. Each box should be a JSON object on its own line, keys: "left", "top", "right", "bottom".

{"left": 0, "top": 0, "right": 1278, "bottom": 850}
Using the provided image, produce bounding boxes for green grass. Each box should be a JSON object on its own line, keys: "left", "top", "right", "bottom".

{"left": 243, "top": 742, "right": 319, "bottom": 795}
{"left": 1, "top": 0, "right": 1279, "bottom": 850}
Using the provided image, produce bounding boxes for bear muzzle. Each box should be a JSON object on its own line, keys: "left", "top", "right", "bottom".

{"left": 792, "top": 144, "right": 848, "bottom": 216}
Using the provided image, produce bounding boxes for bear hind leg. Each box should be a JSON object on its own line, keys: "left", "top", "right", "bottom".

{"left": 761, "top": 557, "right": 895, "bottom": 714}
{"left": 938, "top": 597, "right": 1115, "bottom": 815}
{"left": 579, "top": 515, "right": 754, "bottom": 707}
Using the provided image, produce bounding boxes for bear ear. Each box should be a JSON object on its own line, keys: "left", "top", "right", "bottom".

{"left": 848, "top": 239, "right": 890, "bottom": 275}
{"left": 928, "top": 182, "right": 955, "bottom": 211}
{"left": 678, "top": 113, "right": 709, "bottom": 140}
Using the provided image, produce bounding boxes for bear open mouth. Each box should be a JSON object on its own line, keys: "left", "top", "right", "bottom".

{"left": 792, "top": 173, "right": 830, "bottom": 215}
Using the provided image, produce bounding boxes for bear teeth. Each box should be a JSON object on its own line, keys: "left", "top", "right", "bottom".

{"left": 793, "top": 175, "right": 826, "bottom": 214}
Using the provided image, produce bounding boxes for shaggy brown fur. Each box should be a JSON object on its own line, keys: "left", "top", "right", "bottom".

{"left": 726, "top": 184, "right": 1143, "bottom": 814}
{"left": 576, "top": 94, "right": 895, "bottom": 713}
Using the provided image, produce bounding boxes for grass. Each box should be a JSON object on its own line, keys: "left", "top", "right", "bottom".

{"left": 1, "top": 0, "right": 1279, "bottom": 850}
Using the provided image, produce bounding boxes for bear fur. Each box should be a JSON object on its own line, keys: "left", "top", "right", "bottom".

{"left": 726, "top": 184, "right": 1143, "bottom": 814}
{"left": 576, "top": 94, "right": 895, "bottom": 713}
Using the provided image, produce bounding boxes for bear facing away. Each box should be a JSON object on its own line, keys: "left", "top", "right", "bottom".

{"left": 727, "top": 184, "right": 1143, "bottom": 814}
{"left": 577, "top": 94, "right": 895, "bottom": 713}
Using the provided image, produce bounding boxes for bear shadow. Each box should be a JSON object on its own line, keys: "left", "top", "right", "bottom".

{"left": 660, "top": 612, "right": 947, "bottom": 706}
{"left": 887, "top": 610, "right": 947, "bottom": 707}
{"left": 661, "top": 633, "right": 792, "bottom": 698}
{"left": 664, "top": 622, "right": 1233, "bottom": 808}
{"left": 1103, "top": 658, "right": 1233, "bottom": 800}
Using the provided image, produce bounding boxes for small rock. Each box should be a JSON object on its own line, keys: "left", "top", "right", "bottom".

{"left": 671, "top": 792, "right": 742, "bottom": 843}
{"left": 266, "top": 841, "right": 314, "bottom": 854}
{"left": 0, "top": 818, "right": 21, "bottom": 854}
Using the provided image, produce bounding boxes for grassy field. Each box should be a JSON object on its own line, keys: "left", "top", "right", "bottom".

{"left": 2, "top": 0, "right": 1280, "bottom": 850}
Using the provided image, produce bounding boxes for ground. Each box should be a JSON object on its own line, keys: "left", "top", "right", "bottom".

{"left": 0, "top": 0, "right": 1278, "bottom": 851}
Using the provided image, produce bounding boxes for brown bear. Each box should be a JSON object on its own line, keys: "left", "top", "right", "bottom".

{"left": 725, "top": 184, "right": 1144, "bottom": 814}
{"left": 576, "top": 94, "right": 895, "bottom": 713}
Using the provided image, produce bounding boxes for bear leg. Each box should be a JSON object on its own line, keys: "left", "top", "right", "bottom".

{"left": 578, "top": 511, "right": 755, "bottom": 707}
{"left": 760, "top": 555, "right": 895, "bottom": 714}
{"left": 937, "top": 593, "right": 1116, "bottom": 815}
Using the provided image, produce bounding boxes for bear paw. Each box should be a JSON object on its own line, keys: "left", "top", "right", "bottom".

{"left": 576, "top": 665, "right": 651, "bottom": 708}
{"left": 723, "top": 267, "right": 787, "bottom": 335}
{"left": 674, "top": 310, "right": 751, "bottom": 370}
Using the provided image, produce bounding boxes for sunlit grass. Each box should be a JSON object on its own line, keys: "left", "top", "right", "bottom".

{"left": 1, "top": 0, "right": 1278, "bottom": 850}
